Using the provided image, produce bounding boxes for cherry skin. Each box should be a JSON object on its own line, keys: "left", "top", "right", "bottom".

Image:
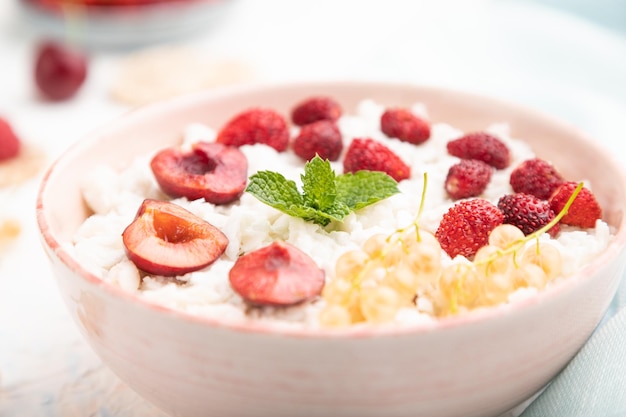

{"left": 34, "top": 40, "right": 88, "bottom": 101}
{"left": 150, "top": 142, "right": 248, "bottom": 205}
{"left": 122, "top": 199, "right": 229, "bottom": 276}
{"left": 229, "top": 241, "right": 325, "bottom": 306}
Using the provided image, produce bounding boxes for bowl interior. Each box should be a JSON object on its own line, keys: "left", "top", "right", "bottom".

{"left": 37, "top": 80, "right": 626, "bottom": 322}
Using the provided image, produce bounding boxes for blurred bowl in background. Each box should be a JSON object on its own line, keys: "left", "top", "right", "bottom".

{"left": 17, "top": 0, "right": 236, "bottom": 49}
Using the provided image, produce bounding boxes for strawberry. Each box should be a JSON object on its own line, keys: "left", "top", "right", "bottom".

{"left": 380, "top": 108, "right": 430, "bottom": 145}
{"left": 497, "top": 193, "right": 559, "bottom": 237}
{"left": 435, "top": 198, "right": 504, "bottom": 259}
{"left": 444, "top": 159, "right": 492, "bottom": 200}
{"left": 291, "top": 96, "right": 342, "bottom": 126}
{"left": 447, "top": 132, "right": 511, "bottom": 169}
{"left": 509, "top": 158, "right": 565, "bottom": 200}
{"left": 216, "top": 108, "right": 289, "bottom": 152}
{"left": 292, "top": 120, "right": 343, "bottom": 161}
{"left": 343, "top": 138, "right": 410, "bottom": 182}
{"left": 0, "top": 117, "right": 21, "bottom": 162}
{"left": 549, "top": 181, "right": 602, "bottom": 228}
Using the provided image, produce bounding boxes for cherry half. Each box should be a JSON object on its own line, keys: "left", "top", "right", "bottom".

{"left": 34, "top": 40, "right": 88, "bottom": 101}
{"left": 150, "top": 142, "right": 248, "bottom": 205}
{"left": 122, "top": 199, "right": 228, "bottom": 276}
{"left": 229, "top": 241, "right": 325, "bottom": 307}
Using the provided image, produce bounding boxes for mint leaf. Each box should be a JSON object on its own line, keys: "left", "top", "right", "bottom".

{"left": 246, "top": 171, "right": 303, "bottom": 209}
{"left": 336, "top": 171, "right": 399, "bottom": 210}
{"left": 324, "top": 201, "right": 352, "bottom": 221}
{"left": 246, "top": 158, "right": 399, "bottom": 227}
{"left": 301, "top": 156, "right": 336, "bottom": 211}
{"left": 290, "top": 201, "right": 350, "bottom": 226}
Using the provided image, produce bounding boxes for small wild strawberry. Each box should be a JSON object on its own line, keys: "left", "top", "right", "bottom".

{"left": 447, "top": 132, "right": 511, "bottom": 169}
{"left": 435, "top": 198, "right": 504, "bottom": 259}
{"left": 291, "top": 96, "right": 342, "bottom": 126}
{"left": 292, "top": 120, "right": 343, "bottom": 161}
{"left": 343, "top": 138, "right": 410, "bottom": 182}
{"left": 549, "top": 181, "right": 602, "bottom": 228}
{"left": 216, "top": 108, "right": 289, "bottom": 152}
{"left": 445, "top": 159, "right": 492, "bottom": 200}
{"left": 510, "top": 158, "right": 565, "bottom": 200}
{"left": 380, "top": 108, "right": 430, "bottom": 145}
{"left": 497, "top": 193, "right": 559, "bottom": 237}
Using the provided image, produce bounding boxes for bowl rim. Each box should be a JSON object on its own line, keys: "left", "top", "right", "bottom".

{"left": 35, "top": 79, "right": 626, "bottom": 338}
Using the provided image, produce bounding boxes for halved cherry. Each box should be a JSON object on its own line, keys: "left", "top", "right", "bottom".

{"left": 229, "top": 241, "right": 325, "bottom": 307}
{"left": 122, "top": 199, "right": 228, "bottom": 276}
{"left": 150, "top": 142, "right": 248, "bottom": 205}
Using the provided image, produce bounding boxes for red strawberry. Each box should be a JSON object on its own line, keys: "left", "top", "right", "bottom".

{"left": 0, "top": 117, "right": 21, "bottom": 162}
{"left": 497, "top": 193, "right": 559, "bottom": 237}
{"left": 291, "top": 96, "right": 342, "bottom": 126}
{"left": 380, "top": 108, "right": 430, "bottom": 145}
{"left": 292, "top": 120, "right": 343, "bottom": 161}
{"left": 445, "top": 159, "right": 492, "bottom": 200}
{"left": 447, "top": 132, "right": 511, "bottom": 169}
{"left": 509, "top": 158, "right": 565, "bottom": 200}
{"left": 216, "top": 108, "right": 289, "bottom": 152}
{"left": 549, "top": 181, "right": 602, "bottom": 228}
{"left": 343, "top": 138, "right": 410, "bottom": 182}
{"left": 435, "top": 199, "right": 504, "bottom": 259}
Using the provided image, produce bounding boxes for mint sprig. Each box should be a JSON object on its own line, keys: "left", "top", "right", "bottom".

{"left": 246, "top": 156, "right": 400, "bottom": 226}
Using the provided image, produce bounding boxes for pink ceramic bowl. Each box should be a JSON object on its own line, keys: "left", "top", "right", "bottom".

{"left": 36, "top": 81, "right": 626, "bottom": 417}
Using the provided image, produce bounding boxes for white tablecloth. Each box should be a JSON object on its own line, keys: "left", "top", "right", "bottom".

{"left": 1, "top": 0, "right": 625, "bottom": 415}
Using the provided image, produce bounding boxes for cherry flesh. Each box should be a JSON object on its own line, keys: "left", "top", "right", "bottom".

{"left": 150, "top": 142, "right": 248, "bottom": 205}
{"left": 122, "top": 199, "right": 228, "bottom": 276}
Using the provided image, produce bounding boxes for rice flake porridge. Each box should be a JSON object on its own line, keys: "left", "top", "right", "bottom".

{"left": 71, "top": 98, "right": 613, "bottom": 329}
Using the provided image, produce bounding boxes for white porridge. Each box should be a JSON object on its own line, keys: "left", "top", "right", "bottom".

{"left": 70, "top": 99, "right": 613, "bottom": 329}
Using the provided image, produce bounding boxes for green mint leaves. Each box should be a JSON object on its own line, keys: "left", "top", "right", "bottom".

{"left": 246, "top": 156, "right": 399, "bottom": 226}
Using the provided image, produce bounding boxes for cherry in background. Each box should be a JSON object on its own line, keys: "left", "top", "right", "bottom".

{"left": 34, "top": 39, "right": 88, "bottom": 101}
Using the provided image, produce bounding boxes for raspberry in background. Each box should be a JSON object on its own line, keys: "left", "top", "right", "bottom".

{"left": 0, "top": 117, "right": 21, "bottom": 162}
